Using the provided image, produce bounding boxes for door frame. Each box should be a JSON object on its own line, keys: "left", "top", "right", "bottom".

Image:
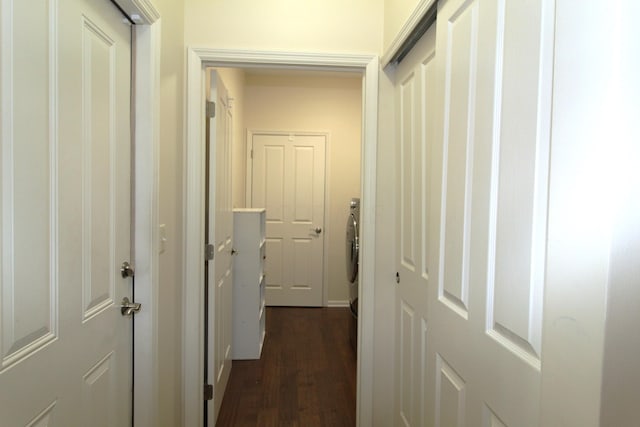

{"left": 246, "top": 129, "right": 331, "bottom": 307}
{"left": 183, "top": 48, "right": 379, "bottom": 426}
{"left": 112, "top": 1, "right": 161, "bottom": 426}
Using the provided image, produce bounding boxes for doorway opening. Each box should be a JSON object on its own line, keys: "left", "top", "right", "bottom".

{"left": 212, "top": 67, "right": 361, "bottom": 423}
{"left": 182, "top": 49, "right": 379, "bottom": 427}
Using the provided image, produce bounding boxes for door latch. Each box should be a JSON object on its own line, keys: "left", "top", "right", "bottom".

{"left": 120, "top": 297, "right": 141, "bottom": 316}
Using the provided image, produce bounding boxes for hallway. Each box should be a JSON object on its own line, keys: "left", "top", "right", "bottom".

{"left": 216, "top": 307, "right": 357, "bottom": 426}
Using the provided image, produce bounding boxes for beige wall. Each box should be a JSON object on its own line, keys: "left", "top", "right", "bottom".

{"left": 244, "top": 72, "right": 362, "bottom": 303}
{"left": 213, "top": 68, "right": 247, "bottom": 208}
{"left": 184, "top": 0, "right": 384, "bottom": 53}
{"left": 383, "top": 0, "right": 423, "bottom": 54}
{"left": 154, "top": 1, "right": 185, "bottom": 426}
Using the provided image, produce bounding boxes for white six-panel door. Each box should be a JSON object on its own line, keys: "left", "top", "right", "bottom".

{"left": 207, "top": 70, "right": 233, "bottom": 424}
{"left": 0, "top": 0, "right": 133, "bottom": 425}
{"left": 394, "top": 0, "right": 554, "bottom": 425}
{"left": 394, "top": 24, "right": 437, "bottom": 427}
{"left": 251, "top": 132, "right": 325, "bottom": 307}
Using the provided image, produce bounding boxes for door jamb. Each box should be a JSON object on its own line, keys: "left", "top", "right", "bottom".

{"left": 112, "top": 1, "right": 162, "bottom": 426}
{"left": 131, "top": 21, "right": 161, "bottom": 427}
{"left": 184, "top": 48, "right": 379, "bottom": 426}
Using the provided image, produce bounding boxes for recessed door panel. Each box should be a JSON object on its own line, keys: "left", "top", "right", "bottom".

{"left": 292, "top": 146, "right": 314, "bottom": 222}
{"left": 487, "top": 0, "right": 548, "bottom": 361}
{"left": 399, "top": 301, "right": 415, "bottom": 427}
{"left": 292, "top": 238, "right": 312, "bottom": 289}
{"left": 439, "top": 0, "right": 479, "bottom": 318}
{"left": 82, "top": 352, "right": 114, "bottom": 427}
{"left": 484, "top": 405, "right": 507, "bottom": 427}
{"left": 400, "top": 73, "right": 416, "bottom": 272}
{"left": 421, "top": 52, "right": 436, "bottom": 282}
{"left": 82, "top": 17, "right": 117, "bottom": 321}
{"left": 435, "top": 355, "right": 466, "bottom": 427}
{"left": 264, "top": 146, "right": 285, "bottom": 222}
{"left": 1, "top": 0, "right": 57, "bottom": 368}
{"left": 26, "top": 401, "right": 57, "bottom": 427}
{"left": 265, "top": 238, "right": 283, "bottom": 290}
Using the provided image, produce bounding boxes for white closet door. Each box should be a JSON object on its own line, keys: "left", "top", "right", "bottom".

{"left": 393, "top": 0, "right": 555, "bottom": 425}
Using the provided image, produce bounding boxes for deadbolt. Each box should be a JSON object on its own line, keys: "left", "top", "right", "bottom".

{"left": 121, "top": 261, "right": 134, "bottom": 278}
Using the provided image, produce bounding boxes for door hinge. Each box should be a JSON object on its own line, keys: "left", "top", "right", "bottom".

{"left": 205, "top": 243, "right": 215, "bottom": 261}
{"left": 250, "top": 149, "right": 253, "bottom": 159}
{"left": 204, "top": 384, "right": 213, "bottom": 401}
{"left": 206, "top": 101, "right": 216, "bottom": 118}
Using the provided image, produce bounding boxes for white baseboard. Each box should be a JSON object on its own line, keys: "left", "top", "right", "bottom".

{"left": 327, "top": 300, "right": 350, "bottom": 308}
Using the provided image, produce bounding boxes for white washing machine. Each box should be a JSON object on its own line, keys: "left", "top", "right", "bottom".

{"left": 346, "top": 198, "right": 360, "bottom": 353}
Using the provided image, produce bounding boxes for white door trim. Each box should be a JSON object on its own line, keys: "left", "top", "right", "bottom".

{"left": 131, "top": 21, "right": 161, "bottom": 427}
{"left": 115, "top": 0, "right": 160, "bottom": 24}
{"left": 246, "top": 129, "right": 330, "bottom": 307}
{"left": 113, "top": 1, "right": 161, "bottom": 426}
{"left": 184, "top": 48, "right": 379, "bottom": 427}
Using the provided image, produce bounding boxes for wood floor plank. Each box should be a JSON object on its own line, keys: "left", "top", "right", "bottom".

{"left": 216, "top": 307, "right": 357, "bottom": 426}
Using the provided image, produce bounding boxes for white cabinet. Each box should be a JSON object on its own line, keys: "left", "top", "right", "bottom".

{"left": 232, "top": 208, "right": 266, "bottom": 360}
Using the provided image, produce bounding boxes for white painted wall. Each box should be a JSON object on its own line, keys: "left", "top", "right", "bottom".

{"left": 243, "top": 72, "right": 362, "bottom": 304}
{"left": 600, "top": 178, "right": 640, "bottom": 425}
{"left": 599, "top": 4, "right": 640, "bottom": 423}
{"left": 151, "top": 1, "right": 185, "bottom": 426}
{"left": 541, "top": 2, "right": 640, "bottom": 425}
{"left": 184, "top": 0, "right": 383, "bottom": 53}
{"left": 383, "top": 0, "right": 422, "bottom": 54}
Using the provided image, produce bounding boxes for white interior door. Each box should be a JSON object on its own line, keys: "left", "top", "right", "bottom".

{"left": 0, "top": 0, "right": 133, "bottom": 425}
{"left": 206, "top": 70, "right": 233, "bottom": 424}
{"left": 394, "top": 0, "right": 554, "bottom": 425}
{"left": 251, "top": 132, "right": 325, "bottom": 307}
{"left": 394, "top": 24, "right": 437, "bottom": 427}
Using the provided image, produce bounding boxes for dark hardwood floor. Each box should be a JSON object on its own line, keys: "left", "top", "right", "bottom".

{"left": 216, "top": 307, "right": 357, "bottom": 427}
